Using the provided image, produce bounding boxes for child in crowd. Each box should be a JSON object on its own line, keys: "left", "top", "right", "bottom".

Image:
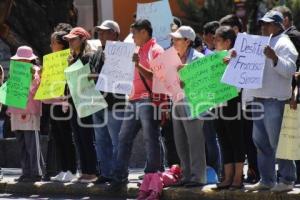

{"left": 137, "top": 165, "right": 182, "bottom": 200}
{"left": 7, "top": 46, "right": 44, "bottom": 182}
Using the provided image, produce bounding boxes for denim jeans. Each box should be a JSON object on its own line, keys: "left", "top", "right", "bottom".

{"left": 252, "top": 99, "right": 296, "bottom": 186}
{"left": 113, "top": 99, "right": 161, "bottom": 182}
{"left": 93, "top": 109, "right": 124, "bottom": 178}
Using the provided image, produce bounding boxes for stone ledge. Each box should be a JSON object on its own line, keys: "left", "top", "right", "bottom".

{"left": 1, "top": 180, "right": 300, "bottom": 200}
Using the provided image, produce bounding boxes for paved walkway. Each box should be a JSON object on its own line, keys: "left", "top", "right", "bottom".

{"left": 1, "top": 169, "right": 300, "bottom": 200}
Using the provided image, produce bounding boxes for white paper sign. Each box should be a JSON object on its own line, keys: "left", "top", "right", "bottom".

{"left": 137, "top": 0, "right": 173, "bottom": 49}
{"left": 124, "top": 33, "right": 134, "bottom": 43}
{"left": 221, "top": 33, "right": 270, "bottom": 89}
{"left": 96, "top": 41, "right": 136, "bottom": 95}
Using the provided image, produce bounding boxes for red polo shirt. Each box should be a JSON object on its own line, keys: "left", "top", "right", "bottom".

{"left": 130, "top": 38, "right": 164, "bottom": 100}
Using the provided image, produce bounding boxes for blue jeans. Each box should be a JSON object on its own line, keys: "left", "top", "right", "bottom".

{"left": 252, "top": 99, "right": 296, "bottom": 186}
{"left": 113, "top": 99, "right": 161, "bottom": 182}
{"left": 93, "top": 109, "right": 124, "bottom": 178}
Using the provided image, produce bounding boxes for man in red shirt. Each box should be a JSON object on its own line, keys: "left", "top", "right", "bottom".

{"left": 107, "top": 19, "right": 164, "bottom": 191}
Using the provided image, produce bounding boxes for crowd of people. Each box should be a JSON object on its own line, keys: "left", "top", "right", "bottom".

{"left": 1, "top": 4, "right": 300, "bottom": 200}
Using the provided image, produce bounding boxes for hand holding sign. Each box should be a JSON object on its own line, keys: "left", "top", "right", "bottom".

{"left": 132, "top": 53, "right": 140, "bottom": 65}
{"left": 264, "top": 45, "right": 278, "bottom": 65}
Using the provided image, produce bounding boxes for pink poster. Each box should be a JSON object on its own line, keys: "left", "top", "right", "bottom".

{"left": 150, "top": 47, "right": 184, "bottom": 102}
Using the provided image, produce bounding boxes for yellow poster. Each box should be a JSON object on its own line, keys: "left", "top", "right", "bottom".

{"left": 34, "top": 49, "right": 70, "bottom": 100}
{"left": 276, "top": 105, "right": 300, "bottom": 160}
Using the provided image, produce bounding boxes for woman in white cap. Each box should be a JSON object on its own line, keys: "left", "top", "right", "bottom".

{"left": 170, "top": 26, "right": 207, "bottom": 187}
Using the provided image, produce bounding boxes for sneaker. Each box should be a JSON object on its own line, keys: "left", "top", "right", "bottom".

{"left": 184, "top": 181, "right": 204, "bottom": 188}
{"left": 145, "top": 191, "right": 160, "bottom": 200}
{"left": 79, "top": 174, "right": 98, "bottom": 183}
{"left": 41, "top": 174, "right": 50, "bottom": 181}
{"left": 246, "top": 182, "right": 273, "bottom": 191}
{"left": 94, "top": 176, "right": 112, "bottom": 184}
{"left": 21, "top": 175, "right": 42, "bottom": 183}
{"left": 138, "top": 174, "right": 145, "bottom": 180}
{"left": 14, "top": 175, "right": 30, "bottom": 182}
{"left": 62, "top": 171, "right": 76, "bottom": 183}
{"left": 270, "top": 183, "right": 293, "bottom": 193}
{"left": 106, "top": 180, "right": 127, "bottom": 192}
{"left": 50, "top": 171, "right": 65, "bottom": 182}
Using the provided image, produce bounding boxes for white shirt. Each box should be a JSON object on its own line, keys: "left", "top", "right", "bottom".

{"left": 245, "top": 33, "right": 298, "bottom": 100}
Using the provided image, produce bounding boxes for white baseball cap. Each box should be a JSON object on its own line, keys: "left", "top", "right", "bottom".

{"left": 169, "top": 26, "right": 196, "bottom": 41}
{"left": 96, "top": 20, "right": 120, "bottom": 34}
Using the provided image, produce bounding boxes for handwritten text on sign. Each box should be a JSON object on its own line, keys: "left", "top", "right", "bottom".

{"left": 0, "top": 61, "right": 32, "bottom": 109}
{"left": 179, "top": 51, "right": 238, "bottom": 118}
{"left": 150, "top": 47, "right": 183, "bottom": 102}
{"left": 35, "top": 49, "right": 70, "bottom": 100}
{"left": 96, "top": 41, "right": 136, "bottom": 95}
{"left": 137, "top": 1, "right": 173, "bottom": 49}
{"left": 65, "top": 60, "right": 107, "bottom": 118}
{"left": 276, "top": 105, "right": 300, "bottom": 160}
{"left": 221, "top": 33, "right": 270, "bottom": 89}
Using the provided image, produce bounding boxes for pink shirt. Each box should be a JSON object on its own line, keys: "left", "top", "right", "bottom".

{"left": 130, "top": 38, "right": 164, "bottom": 100}
{"left": 7, "top": 66, "right": 42, "bottom": 115}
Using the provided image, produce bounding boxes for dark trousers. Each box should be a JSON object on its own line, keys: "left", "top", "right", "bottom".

{"left": 51, "top": 105, "right": 76, "bottom": 174}
{"left": 15, "top": 131, "right": 44, "bottom": 177}
{"left": 70, "top": 106, "right": 97, "bottom": 175}
{"left": 161, "top": 116, "right": 180, "bottom": 167}
{"left": 215, "top": 96, "right": 245, "bottom": 164}
{"left": 242, "top": 107, "right": 259, "bottom": 178}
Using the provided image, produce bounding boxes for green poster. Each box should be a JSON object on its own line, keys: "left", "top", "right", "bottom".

{"left": 65, "top": 59, "right": 108, "bottom": 118}
{"left": 0, "top": 60, "right": 32, "bottom": 109}
{"left": 179, "top": 51, "right": 238, "bottom": 118}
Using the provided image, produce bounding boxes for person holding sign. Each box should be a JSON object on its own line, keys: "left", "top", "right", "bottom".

{"left": 63, "top": 27, "right": 98, "bottom": 183}
{"left": 273, "top": 5, "right": 300, "bottom": 185}
{"left": 43, "top": 30, "right": 77, "bottom": 183}
{"left": 6, "top": 46, "right": 44, "bottom": 182}
{"left": 170, "top": 26, "right": 207, "bottom": 187}
{"left": 108, "top": 19, "right": 164, "bottom": 193}
{"left": 89, "top": 20, "right": 126, "bottom": 184}
{"left": 246, "top": 11, "right": 298, "bottom": 193}
{"left": 212, "top": 26, "right": 245, "bottom": 190}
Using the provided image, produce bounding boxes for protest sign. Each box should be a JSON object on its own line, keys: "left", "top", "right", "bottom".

{"left": 151, "top": 47, "right": 183, "bottom": 101}
{"left": 35, "top": 49, "right": 70, "bottom": 100}
{"left": 137, "top": 0, "right": 173, "bottom": 48}
{"left": 65, "top": 60, "right": 107, "bottom": 118}
{"left": 179, "top": 51, "right": 238, "bottom": 118}
{"left": 96, "top": 41, "right": 136, "bottom": 95}
{"left": 124, "top": 33, "right": 134, "bottom": 43}
{"left": 0, "top": 60, "right": 32, "bottom": 109}
{"left": 221, "top": 33, "right": 270, "bottom": 89}
{"left": 276, "top": 105, "right": 300, "bottom": 160}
